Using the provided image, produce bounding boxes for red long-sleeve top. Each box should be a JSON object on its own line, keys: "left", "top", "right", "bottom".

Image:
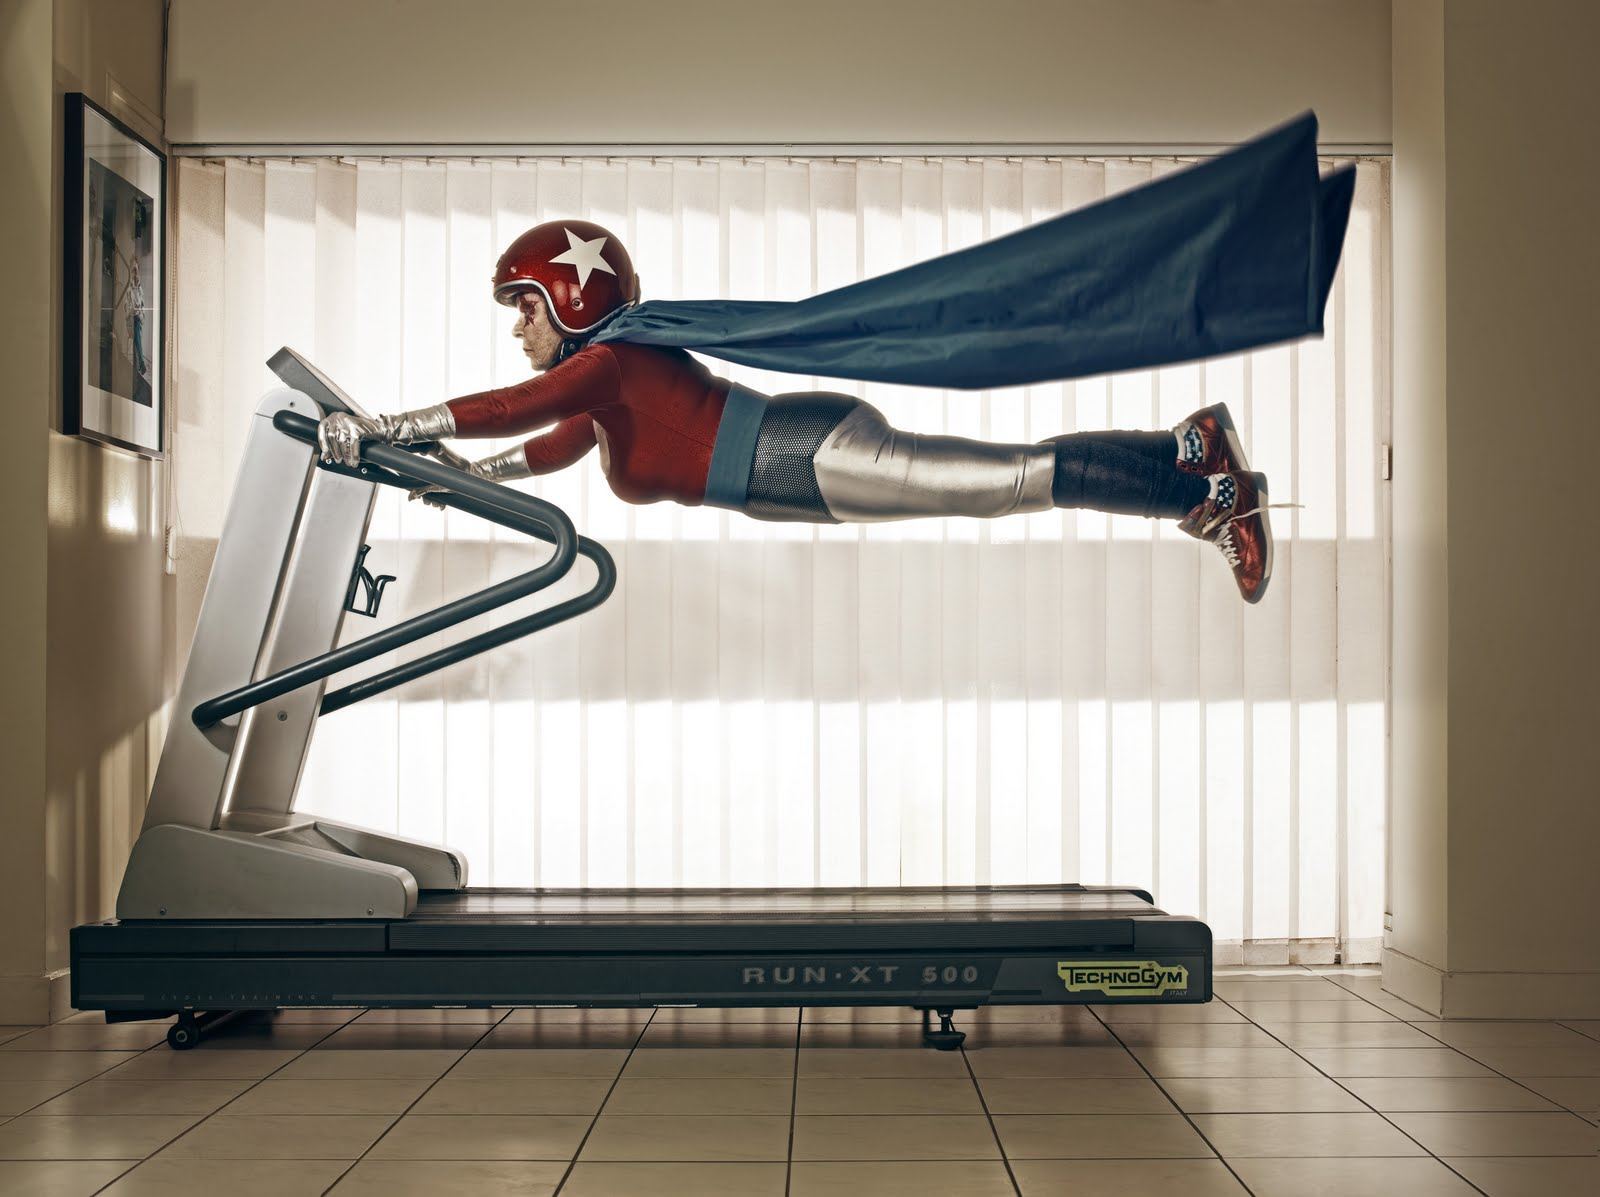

{"left": 446, "top": 343, "right": 730, "bottom": 505}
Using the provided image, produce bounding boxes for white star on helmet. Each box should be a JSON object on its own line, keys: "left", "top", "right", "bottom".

{"left": 549, "top": 229, "right": 617, "bottom": 291}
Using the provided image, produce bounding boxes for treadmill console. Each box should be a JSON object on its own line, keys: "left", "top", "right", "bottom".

{"left": 267, "top": 346, "right": 371, "bottom": 419}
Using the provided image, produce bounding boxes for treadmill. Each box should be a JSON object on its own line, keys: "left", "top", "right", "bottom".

{"left": 71, "top": 350, "right": 1212, "bottom": 1049}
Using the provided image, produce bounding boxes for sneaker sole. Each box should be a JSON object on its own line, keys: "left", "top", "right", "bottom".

{"left": 1247, "top": 470, "right": 1272, "bottom": 605}
{"left": 1211, "top": 403, "right": 1251, "bottom": 475}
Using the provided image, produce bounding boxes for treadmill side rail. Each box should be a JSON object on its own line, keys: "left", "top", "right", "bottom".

{"left": 310, "top": 821, "right": 465, "bottom": 889}
{"left": 116, "top": 823, "right": 419, "bottom": 920}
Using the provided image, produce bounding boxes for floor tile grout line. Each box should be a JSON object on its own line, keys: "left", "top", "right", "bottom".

{"left": 1406, "top": 1023, "right": 1600, "bottom": 1119}
{"left": 7, "top": 1049, "right": 169, "bottom": 1121}
{"left": 784, "top": 1009, "right": 801, "bottom": 1197}
{"left": 1213, "top": 994, "right": 1492, "bottom": 1196}
{"left": 1319, "top": 973, "right": 1441, "bottom": 1021}
{"left": 550, "top": 1007, "right": 660, "bottom": 1196}
{"left": 1293, "top": 982, "right": 1600, "bottom": 1126}
{"left": 957, "top": 1028, "right": 1024, "bottom": 1196}
{"left": 315, "top": 1006, "right": 513, "bottom": 1196}
{"left": 1088, "top": 1007, "right": 1258, "bottom": 1197}
{"left": 197, "top": 1012, "right": 365, "bottom": 1117}
{"left": 7, "top": 1012, "right": 354, "bottom": 1122}
{"left": 1229, "top": 973, "right": 1600, "bottom": 1129}
{"left": 23, "top": 987, "right": 1593, "bottom": 1189}
{"left": 72, "top": 1010, "right": 360, "bottom": 1196}
{"left": 47, "top": 1104, "right": 1583, "bottom": 1124}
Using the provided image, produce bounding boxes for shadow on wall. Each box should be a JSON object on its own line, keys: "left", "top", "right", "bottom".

{"left": 44, "top": 431, "right": 172, "bottom": 971}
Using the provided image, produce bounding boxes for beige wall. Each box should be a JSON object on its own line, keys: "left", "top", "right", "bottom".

{"left": 46, "top": 0, "right": 171, "bottom": 997}
{"left": 0, "top": 0, "right": 56, "bottom": 1023}
{"left": 1442, "top": 0, "right": 1600, "bottom": 1008}
{"left": 1385, "top": 0, "right": 1449, "bottom": 1009}
{"left": 166, "top": 0, "right": 1392, "bottom": 147}
{"left": 0, "top": 0, "right": 169, "bottom": 1023}
{"left": 1385, "top": 0, "right": 1600, "bottom": 1017}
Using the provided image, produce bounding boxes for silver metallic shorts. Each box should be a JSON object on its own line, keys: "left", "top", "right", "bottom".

{"left": 738, "top": 394, "right": 1056, "bottom": 524}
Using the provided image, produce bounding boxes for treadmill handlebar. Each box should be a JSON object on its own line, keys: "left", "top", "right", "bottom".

{"left": 188, "top": 411, "right": 615, "bottom": 730}
{"left": 319, "top": 490, "right": 615, "bottom": 715}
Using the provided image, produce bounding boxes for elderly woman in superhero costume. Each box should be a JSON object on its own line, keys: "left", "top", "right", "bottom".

{"left": 319, "top": 221, "right": 1273, "bottom": 602}
{"left": 321, "top": 116, "right": 1358, "bottom": 605}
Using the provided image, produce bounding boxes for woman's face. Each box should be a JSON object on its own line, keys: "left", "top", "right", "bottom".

{"left": 512, "top": 291, "right": 564, "bottom": 370}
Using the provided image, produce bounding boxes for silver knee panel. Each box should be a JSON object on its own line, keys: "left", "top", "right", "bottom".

{"left": 812, "top": 403, "right": 1055, "bottom": 522}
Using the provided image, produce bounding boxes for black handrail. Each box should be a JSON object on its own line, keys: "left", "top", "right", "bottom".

{"left": 190, "top": 411, "right": 615, "bottom": 729}
{"left": 321, "top": 492, "right": 615, "bottom": 714}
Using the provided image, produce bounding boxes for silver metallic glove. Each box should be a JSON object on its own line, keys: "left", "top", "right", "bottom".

{"left": 465, "top": 444, "right": 535, "bottom": 482}
{"left": 427, "top": 442, "right": 476, "bottom": 474}
{"left": 408, "top": 444, "right": 532, "bottom": 508}
{"left": 316, "top": 404, "right": 457, "bottom": 468}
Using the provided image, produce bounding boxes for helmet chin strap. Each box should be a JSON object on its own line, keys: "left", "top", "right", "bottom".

{"left": 536, "top": 299, "right": 636, "bottom": 367}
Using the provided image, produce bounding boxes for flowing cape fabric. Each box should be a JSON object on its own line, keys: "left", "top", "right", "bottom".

{"left": 592, "top": 112, "right": 1355, "bottom": 389}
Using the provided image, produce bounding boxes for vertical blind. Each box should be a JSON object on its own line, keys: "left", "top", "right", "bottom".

{"left": 174, "top": 154, "right": 1390, "bottom": 963}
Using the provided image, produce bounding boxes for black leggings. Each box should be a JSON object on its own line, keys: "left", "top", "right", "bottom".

{"left": 1050, "top": 431, "right": 1210, "bottom": 518}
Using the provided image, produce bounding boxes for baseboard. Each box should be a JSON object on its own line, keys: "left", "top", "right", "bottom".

{"left": 48, "top": 970, "right": 75, "bottom": 1023}
{"left": 1215, "top": 938, "right": 1383, "bottom": 969}
{"left": 1381, "top": 947, "right": 1445, "bottom": 1015}
{"left": 0, "top": 970, "right": 75, "bottom": 1025}
{"left": 1384, "top": 948, "right": 1600, "bottom": 1018}
{"left": 1439, "top": 968, "right": 1600, "bottom": 1020}
{"left": 0, "top": 976, "right": 47, "bottom": 1024}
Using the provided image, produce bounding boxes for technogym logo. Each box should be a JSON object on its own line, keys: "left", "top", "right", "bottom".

{"left": 1057, "top": 961, "right": 1190, "bottom": 997}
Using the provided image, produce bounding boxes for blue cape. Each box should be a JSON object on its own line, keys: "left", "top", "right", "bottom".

{"left": 593, "top": 112, "right": 1354, "bottom": 389}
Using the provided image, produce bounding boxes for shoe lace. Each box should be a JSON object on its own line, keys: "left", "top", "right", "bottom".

{"left": 1225, "top": 501, "right": 1302, "bottom": 524}
{"left": 1215, "top": 525, "right": 1242, "bottom": 567}
{"left": 1207, "top": 502, "right": 1302, "bottom": 568}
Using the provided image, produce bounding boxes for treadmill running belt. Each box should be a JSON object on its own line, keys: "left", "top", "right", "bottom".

{"left": 410, "top": 884, "right": 1164, "bottom": 922}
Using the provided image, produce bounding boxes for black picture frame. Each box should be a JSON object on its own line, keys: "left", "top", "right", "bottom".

{"left": 63, "top": 92, "right": 166, "bottom": 459}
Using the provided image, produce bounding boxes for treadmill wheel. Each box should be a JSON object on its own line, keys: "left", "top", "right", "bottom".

{"left": 165, "top": 1009, "right": 245, "bottom": 1050}
{"left": 167, "top": 1013, "right": 200, "bottom": 1050}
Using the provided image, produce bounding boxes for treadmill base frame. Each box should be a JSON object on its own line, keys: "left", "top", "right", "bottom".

{"left": 72, "top": 884, "right": 1213, "bottom": 1021}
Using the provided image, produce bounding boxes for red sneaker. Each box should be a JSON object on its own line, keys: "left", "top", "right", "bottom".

{"left": 1180, "top": 470, "right": 1274, "bottom": 604}
{"left": 1175, "top": 403, "right": 1248, "bottom": 477}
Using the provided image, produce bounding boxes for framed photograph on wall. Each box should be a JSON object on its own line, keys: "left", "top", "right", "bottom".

{"left": 63, "top": 93, "right": 165, "bottom": 458}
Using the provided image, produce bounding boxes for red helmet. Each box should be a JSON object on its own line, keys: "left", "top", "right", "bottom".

{"left": 492, "top": 220, "right": 639, "bottom": 336}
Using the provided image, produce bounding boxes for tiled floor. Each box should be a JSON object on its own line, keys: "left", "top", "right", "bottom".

{"left": 0, "top": 968, "right": 1595, "bottom": 1195}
